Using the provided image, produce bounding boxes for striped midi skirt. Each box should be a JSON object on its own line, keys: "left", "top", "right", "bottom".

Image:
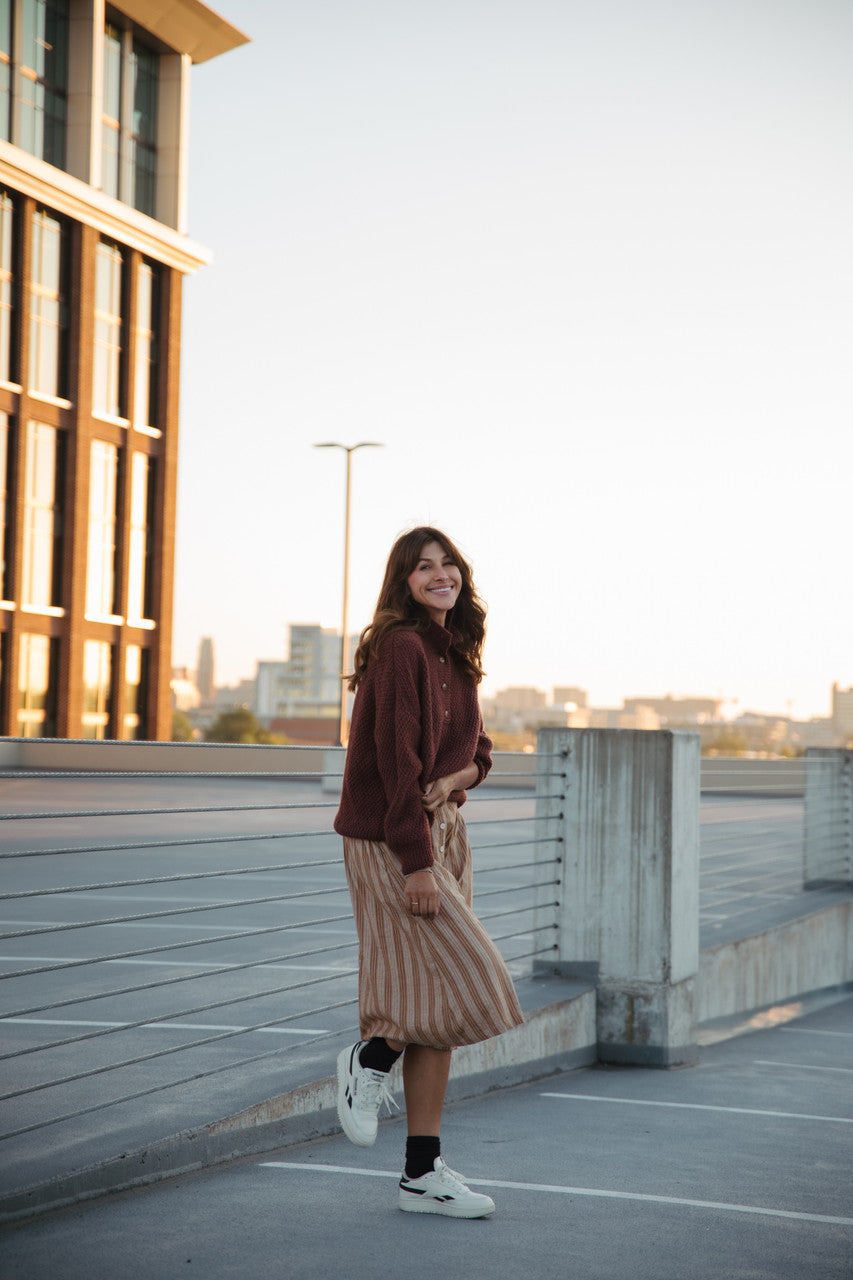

{"left": 342, "top": 802, "right": 524, "bottom": 1051}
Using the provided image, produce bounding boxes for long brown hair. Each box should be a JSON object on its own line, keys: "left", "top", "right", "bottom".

{"left": 349, "top": 527, "right": 487, "bottom": 689}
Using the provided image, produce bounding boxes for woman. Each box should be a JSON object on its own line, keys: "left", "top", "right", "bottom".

{"left": 334, "top": 526, "right": 523, "bottom": 1219}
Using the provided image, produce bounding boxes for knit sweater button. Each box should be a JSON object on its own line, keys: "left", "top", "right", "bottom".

{"left": 444, "top": 710, "right": 450, "bottom": 717}
{"left": 441, "top": 683, "right": 447, "bottom": 690}
{"left": 439, "top": 657, "right": 445, "bottom": 663}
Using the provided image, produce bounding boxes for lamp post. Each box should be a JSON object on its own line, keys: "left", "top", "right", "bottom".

{"left": 313, "top": 441, "right": 384, "bottom": 746}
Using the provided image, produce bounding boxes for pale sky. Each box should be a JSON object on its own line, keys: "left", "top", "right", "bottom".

{"left": 173, "top": 0, "right": 852, "bottom": 720}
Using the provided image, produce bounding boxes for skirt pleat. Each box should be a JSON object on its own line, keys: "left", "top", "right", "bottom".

{"left": 342, "top": 802, "right": 524, "bottom": 1050}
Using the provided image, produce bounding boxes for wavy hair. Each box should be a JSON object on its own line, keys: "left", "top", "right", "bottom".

{"left": 349, "top": 527, "right": 487, "bottom": 689}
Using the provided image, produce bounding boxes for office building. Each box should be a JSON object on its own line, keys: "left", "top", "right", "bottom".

{"left": 0, "top": 0, "right": 246, "bottom": 738}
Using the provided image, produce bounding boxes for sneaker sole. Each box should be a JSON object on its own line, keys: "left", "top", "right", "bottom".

{"left": 398, "top": 1194, "right": 495, "bottom": 1219}
{"left": 336, "top": 1045, "right": 376, "bottom": 1148}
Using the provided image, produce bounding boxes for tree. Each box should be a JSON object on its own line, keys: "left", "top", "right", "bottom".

{"left": 171, "top": 710, "right": 195, "bottom": 742}
{"left": 204, "top": 707, "right": 275, "bottom": 744}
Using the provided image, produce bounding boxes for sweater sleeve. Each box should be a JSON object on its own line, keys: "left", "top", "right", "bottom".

{"left": 471, "top": 712, "right": 493, "bottom": 787}
{"left": 372, "top": 634, "right": 434, "bottom": 874}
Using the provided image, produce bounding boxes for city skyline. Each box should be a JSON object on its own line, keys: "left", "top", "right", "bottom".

{"left": 172, "top": 0, "right": 852, "bottom": 723}
{"left": 184, "top": 628, "right": 846, "bottom": 727}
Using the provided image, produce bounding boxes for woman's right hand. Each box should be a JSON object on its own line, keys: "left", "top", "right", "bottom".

{"left": 404, "top": 869, "right": 440, "bottom": 919}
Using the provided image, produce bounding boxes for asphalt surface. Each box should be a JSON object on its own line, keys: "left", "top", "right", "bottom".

{"left": 1, "top": 776, "right": 845, "bottom": 1204}
{"left": 2, "top": 993, "right": 851, "bottom": 1280}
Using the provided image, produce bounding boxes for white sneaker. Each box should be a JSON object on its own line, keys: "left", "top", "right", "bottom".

{"left": 398, "top": 1157, "right": 496, "bottom": 1218}
{"left": 336, "top": 1042, "right": 398, "bottom": 1147}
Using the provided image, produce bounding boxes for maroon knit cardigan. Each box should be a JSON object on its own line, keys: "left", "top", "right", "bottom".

{"left": 334, "top": 620, "right": 492, "bottom": 875}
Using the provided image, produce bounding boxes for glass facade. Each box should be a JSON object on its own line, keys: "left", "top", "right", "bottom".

{"left": 101, "top": 23, "right": 122, "bottom": 200}
{"left": 127, "top": 451, "right": 154, "bottom": 621}
{"left": 17, "top": 630, "right": 58, "bottom": 736}
{"left": 129, "top": 40, "right": 157, "bottom": 217}
{"left": 0, "top": 0, "right": 10, "bottom": 140}
{"left": 21, "top": 419, "right": 63, "bottom": 607}
{"left": 124, "top": 643, "right": 149, "bottom": 739}
{"left": 81, "top": 637, "right": 111, "bottom": 738}
{"left": 18, "top": 0, "right": 69, "bottom": 169}
{"left": 93, "top": 240, "right": 123, "bottom": 417}
{"left": 0, "top": 410, "right": 10, "bottom": 600}
{"left": 85, "top": 440, "right": 119, "bottom": 618}
{"left": 0, "top": 189, "right": 15, "bottom": 383}
{"left": 29, "top": 207, "right": 67, "bottom": 399}
{"left": 101, "top": 19, "right": 159, "bottom": 218}
{"left": 133, "top": 260, "right": 158, "bottom": 428}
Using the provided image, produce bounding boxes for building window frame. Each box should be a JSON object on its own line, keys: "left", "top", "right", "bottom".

{"left": 0, "top": 410, "right": 14, "bottom": 602}
{"left": 28, "top": 204, "right": 68, "bottom": 400}
{"left": 133, "top": 258, "right": 159, "bottom": 431}
{"left": 15, "top": 0, "right": 69, "bottom": 169}
{"left": 81, "top": 636, "right": 112, "bottom": 739}
{"left": 85, "top": 438, "right": 121, "bottom": 621}
{"left": 17, "top": 630, "right": 59, "bottom": 737}
{"left": 21, "top": 418, "right": 65, "bottom": 610}
{"left": 93, "top": 238, "right": 124, "bottom": 419}
{"left": 101, "top": 12, "right": 158, "bottom": 218}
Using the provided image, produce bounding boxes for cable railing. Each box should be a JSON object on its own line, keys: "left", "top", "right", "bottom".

{"left": 3, "top": 744, "right": 850, "bottom": 1200}
{"left": 0, "top": 754, "right": 561, "bottom": 1173}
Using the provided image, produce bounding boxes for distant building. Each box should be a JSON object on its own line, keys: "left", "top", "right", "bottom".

{"left": 0, "top": 1, "right": 246, "bottom": 739}
{"left": 255, "top": 624, "right": 358, "bottom": 739}
{"left": 622, "top": 695, "right": 723, "bottom": 725}
{"left": 568, "top": 705, "right": 660, "bottom": 731}
{"left": 196, "top": 636, "right": 215, "bottom": 701}
{"left": 552, "top": 686, "right": 588, "bottom": 709}
{"left": 832, "top": 683, "right": 853, "bottom": 742}
{"left": 492, "top": 687, "right": 547, "bottom": 712}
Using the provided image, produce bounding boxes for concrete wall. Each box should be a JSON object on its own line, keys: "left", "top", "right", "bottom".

{"left": 698, "top": 900, "right": 853, "bottom": 1023}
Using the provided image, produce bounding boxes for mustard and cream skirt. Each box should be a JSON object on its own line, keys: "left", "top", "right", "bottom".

{"left": 342, "top": 801, "right": 524, "bottom": 1051}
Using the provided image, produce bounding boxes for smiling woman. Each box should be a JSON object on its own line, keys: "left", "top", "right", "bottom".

{"left": 331, "top": 526, "right": 523, "bottom": 1219}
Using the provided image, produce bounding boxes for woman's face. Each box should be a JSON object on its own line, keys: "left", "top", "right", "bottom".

{"left": 406, "top": 540, "right": 462, "bottom": 624}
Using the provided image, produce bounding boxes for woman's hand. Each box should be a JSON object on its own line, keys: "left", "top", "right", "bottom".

{"left": 404, "top": 869, "right": 440, "bottom": 919}
{"left": 421, "top": 763, "right": 478, "bottom": 812}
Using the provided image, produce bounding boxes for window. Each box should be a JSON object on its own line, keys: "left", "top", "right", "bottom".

{"left": 93, "top": 240, "right": 123, "bottom": 417}
{"left": 21, "top": 419, "right": 64, "bottom": 607}
{"left": 101, "top": 23, "right": 122, "bottom": 200}
{"left": 81, "top": 638, "right": 111, "bottom": 738}
{"left": 29, "top": 206, "right": 67, "bottom": 399}
{"left": 17, "top": 630, "right": 59, "bottom": 736}
{"left": 127, "top": 451, "right": 155, "bottom": 622}
{"left": 133, "top": 260, "right": 158, "bottom": 428}
{"left": 18, "top": 0, "right": 69, "bottom": 169}
{"left": 0, "top": 411, "right": 13, "bottom": 600}
{"left": 100, "top": 18, "right": 159, "bottom": 218}
{"left": 85, "top": 440, "right": 119, "bottom": 618}
{"left": 0, "top": 0, "right": 11, "bottom": 140}
{"left": 0, "top": 189, "right": 16, "bottom": 383}
{"left": 124, "top": 643, "right": 149, "bottom": 738}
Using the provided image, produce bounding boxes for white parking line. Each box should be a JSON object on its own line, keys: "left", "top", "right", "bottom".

{"left": 259, "top": 1162, "right": 853, "bottom": 1227}
{"left": 755, "top": 1060, "right": 853, "bottom": 1076}
{"left": 0, "top": 1017, "right": 329, "bottom": 1035}
{"left": 541, "top": 1093, "right": 853, "bottom": 1124}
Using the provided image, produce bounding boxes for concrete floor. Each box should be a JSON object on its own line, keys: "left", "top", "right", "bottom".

{"left": 2, "top": 993, "right": 851, "bottom": 1280}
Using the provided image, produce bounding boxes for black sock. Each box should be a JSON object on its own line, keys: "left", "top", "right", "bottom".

{"left": 405, "top": 1135, "right": 441, "bottom": 1180}
{"left": 358, "top": 1037, "right": 403, "bottom": 1074}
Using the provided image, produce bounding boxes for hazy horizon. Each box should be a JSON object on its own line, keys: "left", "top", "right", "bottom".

{"left": 172, "top": 1, "right": 852, "bottom": 722}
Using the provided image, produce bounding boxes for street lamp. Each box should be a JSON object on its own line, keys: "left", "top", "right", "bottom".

{"left": 313, "top": 441, "right": 384, "bottom": 747}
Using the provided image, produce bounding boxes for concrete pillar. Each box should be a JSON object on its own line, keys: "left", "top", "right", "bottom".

{"left": 536, "top": 727, "right": 700, "bottom": 1066}
{"left": 804, "top": 749, "right": 853, "bottom": 889}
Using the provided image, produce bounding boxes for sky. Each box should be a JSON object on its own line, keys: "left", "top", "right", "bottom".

{"left": 172, "top": 0, "right": 852, "bottom": 720}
